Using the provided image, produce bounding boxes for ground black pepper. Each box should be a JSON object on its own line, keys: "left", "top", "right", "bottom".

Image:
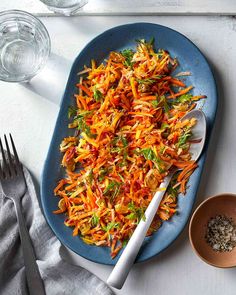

{"left": 205, "top": 215, "right": 236, "bottom": 252}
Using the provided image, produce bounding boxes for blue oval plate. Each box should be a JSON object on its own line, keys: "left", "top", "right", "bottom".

{"left": 41, "top": 23, "right": 217, "bottom": 265}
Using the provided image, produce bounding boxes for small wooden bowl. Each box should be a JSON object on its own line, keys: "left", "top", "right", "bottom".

{"left": 189, "top": 193, "right": 236, "bottom": 268}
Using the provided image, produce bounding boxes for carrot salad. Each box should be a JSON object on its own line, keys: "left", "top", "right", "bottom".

{"left": 54, "top": 39, "right": 206, "bottom": 258}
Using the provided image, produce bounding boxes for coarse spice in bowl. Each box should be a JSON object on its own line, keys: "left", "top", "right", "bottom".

{"left": 189, "top": 193, "right": 236, "bottom": 268}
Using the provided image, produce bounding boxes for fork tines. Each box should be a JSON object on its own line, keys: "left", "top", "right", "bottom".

{"left": 0, "top": 134, "right": 22, "bottom": 179}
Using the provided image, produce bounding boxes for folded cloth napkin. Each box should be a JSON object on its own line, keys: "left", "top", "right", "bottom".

{"left": 0, "top": 167, "right": 113, "bottom": 295}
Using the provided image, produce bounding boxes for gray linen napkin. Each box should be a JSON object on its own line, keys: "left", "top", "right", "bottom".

{"left": 0, "top": 167, "right": 113, "bottom": 295}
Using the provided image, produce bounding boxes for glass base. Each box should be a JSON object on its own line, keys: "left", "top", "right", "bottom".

{"left": 47, "top": 0, "right": 88, "bottom": 16}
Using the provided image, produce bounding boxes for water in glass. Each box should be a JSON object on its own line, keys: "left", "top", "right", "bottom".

{"left": 0, "top": 10, "right": 50, "bottom": 82}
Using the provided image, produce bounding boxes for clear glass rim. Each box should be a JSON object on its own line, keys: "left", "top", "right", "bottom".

{"left": 0, "top": 9, "right": 51, "bottom": 83}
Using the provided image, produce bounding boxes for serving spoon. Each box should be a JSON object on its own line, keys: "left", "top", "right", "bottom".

{"left": 107, "top": 109, "right": 207, "bottom": 289}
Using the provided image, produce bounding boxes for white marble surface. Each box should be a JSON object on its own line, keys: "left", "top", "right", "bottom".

{"left": 0, "top": 15, "right": 236, "bottom": 295}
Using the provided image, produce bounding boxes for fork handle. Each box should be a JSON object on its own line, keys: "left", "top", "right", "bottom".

{"left": 14, "top": 199, "right": 46, "bottom": 295}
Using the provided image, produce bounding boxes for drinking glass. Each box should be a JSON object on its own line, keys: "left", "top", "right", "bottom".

{"left": 39, "top": 0, "right": 89, "bottom": 16}
{"left": 0, "top": 10, "right": 51, "bottom": 83}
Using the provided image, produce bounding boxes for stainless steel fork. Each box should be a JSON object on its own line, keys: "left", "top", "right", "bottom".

{"left": 0, "top": 134, "right": 45, "bottom": 295}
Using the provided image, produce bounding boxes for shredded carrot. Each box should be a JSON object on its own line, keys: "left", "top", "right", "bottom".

{"left": 177, "top": 162, "right": 198, "bottom": 182}
{"left": 169, "top": 85, "right": 194, "bottom": 98}
{"left": 139, "top": 95, "right": 157, "bottom": 101}
{"left": 54, "top": 39, "right": 206, "bottom": 258}
{"left": 74, "top": 94, "right": 88, "bottom": 110}
{"left": 76, "top": 83, "right": 93, "bottom": 97}
{"left": 53, "top": 208, "right": 66, "bottom": 214}
{"left": 170, "top": 78, "right": 186, "bottom": 87}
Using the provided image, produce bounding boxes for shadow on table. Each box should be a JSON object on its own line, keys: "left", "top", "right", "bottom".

{"left": 193, "top": 59, "right": 225, "bottom": 205}
{"left": 62, "top": 15, "right": 105, "bottom": 35}
{"left": 20, "top": 53, "right": 72, "bottom": 105}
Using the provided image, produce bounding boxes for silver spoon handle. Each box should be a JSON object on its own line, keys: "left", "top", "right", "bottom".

{"left": 14, "top": 199, "right": 45, "bottom": 295}
{"left": 107, "top": 173, "right": 174, "bottom": 289}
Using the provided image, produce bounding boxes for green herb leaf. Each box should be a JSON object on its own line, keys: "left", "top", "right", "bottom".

{"left": 137, "top": 75, "right": 162, "bottom": 85}
{"left": 140, "top": 148, "right": 165, "bottom": 173}
{"left": 176, "top": 94, "right": 193, "bottom": 104}
{"left": 126, "top": 212, "right": 136, "bottom": 220}
{"left": 159, "top": 145, "right": 167, "bottom": 155}
{"left": 103, "top": 181, "right": 121, "bottom": 200}
{"left": 163, "top": 101, "right": 170, "bottom": 113}
{"left": 74, "top": 111, "right": 96, "bottom": 138}
{"left": 98, "top": 168, "right": 108, "bottom": 182}
{"left": 168, "top": 186, "right": 178, "bottom": 198}
{"left": 140, "top": 148, "right": 155, "bottom": 161}
{"left": 120, "top": 49, "right": 134, "bottom": 68}
{"left": 177, "top": 128, "right": 192, "bottom": 148}
{"left": 111, "top": 136, "right": 128, "bottom": 149}
{"left": 149, "top": 36, "right": 155, "bottom": 45}
{"left": 75, "top": 110, "right": 93, "bottom": 118}
{"left": 94, "top": 87, "right": 103, "bottom": 102}
{"left": 136, "top": 38, "right": 155, "bottom": 47}
{"left": 102, "top": 222, "right": 120, "bottom": 232}
{"left": 118, "top": 173, "right": 125, "bottom": 182}
{"left": 151, "top": 100, "right": 159, "bottom": 108}
{"left": 160, "top": 123, "right": 170, "bottom": 139}
{"left": 119, "top": 150, "right": 128, "bottom": 167}
{"left": 160, "top": 123, "right": 170, "bottom": 130}
{"left": 111, "top": 136, "right": 129, "bottom": 166}
{"left": 91, "top": 213, "right": 99, "bottom": 227}
{"left": 137, "top": 78, "right": 156, "bottom": 85}
{"left": 157, "top": 49, "right": 164, "bottom": 58}
{"left": 88, "top": 169, "right": 93, "bottom": 184}
{"left": 68, "top": 106, "right": 77, "bottom": 118}
{"left": 122, "top": 239, "right": 128, "bottom": 247}
{"left": 152, "top": 95, "right": 170, "bottom": 113}
{"left": 121, "top": 135, "right": 128, "bottom": 147}
{"left": 111, "top": 136, "right": 120, "bottom": 145}
{"left": 128, "top": 202, "right": 135, "bottom": 211}
{"left": 127, "top": 201, "right": 146, "bottom": 223}
{"left": 111, "top": 147, "right": 122, "bottom": 154}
